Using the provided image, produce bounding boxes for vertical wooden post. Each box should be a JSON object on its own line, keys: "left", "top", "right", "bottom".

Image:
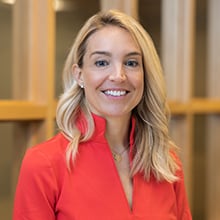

{"left": 206, "top": 0, "right": 220, "bottom": 219}
{"left": 12, "top": 0, "right": 55, "bottom": 193}
{"left": 100, "top": 0, "right": 138, "bottom": 19}
{"left": 161, "top": 0, "right": 195, "bottom": 205}
{"left": 161, "top": 0, "right": 195, "bottom": 102}
{"left": 13, "top": 0, "right": 55, "bottom": 143}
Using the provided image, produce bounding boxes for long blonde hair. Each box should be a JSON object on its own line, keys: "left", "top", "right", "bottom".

{"left": 56, "top": 9, "right": 179, "bottom": 182}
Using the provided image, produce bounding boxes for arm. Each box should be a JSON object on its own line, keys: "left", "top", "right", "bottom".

{"left": 13, "top": 147, "right": 58, "bottom": 220}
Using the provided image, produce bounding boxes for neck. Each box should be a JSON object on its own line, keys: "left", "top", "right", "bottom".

{"left": 105, "top": 115, "right": 131, "bottom": 150}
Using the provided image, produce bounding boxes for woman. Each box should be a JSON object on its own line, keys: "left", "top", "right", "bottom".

{"left": 13, "top": 9, "right": 192, "bottom": 220}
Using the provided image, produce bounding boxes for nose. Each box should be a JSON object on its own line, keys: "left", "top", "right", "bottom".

{"left": 108, "top": 64, "right": 126, "bottom": 82}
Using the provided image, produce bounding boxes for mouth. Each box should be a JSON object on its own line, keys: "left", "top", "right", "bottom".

{"left": 102, "top": 89, "right": 128, "bottom": 97}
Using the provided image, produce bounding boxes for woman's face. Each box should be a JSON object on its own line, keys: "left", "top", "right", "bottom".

{"left": 74, "top": 25, "right": 144, "bottom": 119}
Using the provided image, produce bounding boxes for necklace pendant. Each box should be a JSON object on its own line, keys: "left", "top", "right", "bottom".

{"left": 113, "top": 153, "right": 122, "bottom": 162}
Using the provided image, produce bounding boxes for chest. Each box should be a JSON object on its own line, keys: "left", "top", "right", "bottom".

{"left": 55, "top": 143, "right": 178, "bottom": 220}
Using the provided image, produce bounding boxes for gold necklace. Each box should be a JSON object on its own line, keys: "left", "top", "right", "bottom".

{"left": 111, "top": 146, "right": 130, "bottom": 162}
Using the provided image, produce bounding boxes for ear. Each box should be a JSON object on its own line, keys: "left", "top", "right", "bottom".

{"left": 72, "top": 64, "right": 84, "bottom": 88}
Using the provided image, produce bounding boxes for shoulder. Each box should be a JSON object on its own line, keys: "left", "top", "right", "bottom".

{"left": 14, "top": 133, "right": 70, "bottom": 217}
{"left": 26, "top": 132, "right": 68, "bottom": 160}
{"left": 21, "top": 133, "right": 69, "bottom": 179}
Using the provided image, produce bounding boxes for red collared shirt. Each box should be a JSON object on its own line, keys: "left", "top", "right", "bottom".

{"left": 13, "top": 114, "right": 192, "bottom": 220}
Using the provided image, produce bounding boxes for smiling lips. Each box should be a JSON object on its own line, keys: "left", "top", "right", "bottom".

{"left": 103, "top": 90, "right": 128, "bottom": 97}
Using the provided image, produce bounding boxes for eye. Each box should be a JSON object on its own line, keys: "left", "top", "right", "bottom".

{"left": 95, "top": 60, "right": 109, "bottom": 67}
{"left": 125, "top": 60, "right": 139, "bottom": 67}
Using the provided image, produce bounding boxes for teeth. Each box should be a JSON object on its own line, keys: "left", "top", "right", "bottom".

{"left": 104, "top": 90, "right": 126, "bottom": 97}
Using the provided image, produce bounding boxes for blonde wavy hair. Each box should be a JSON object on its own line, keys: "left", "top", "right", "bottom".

{"left": 56, "top": 9, "right": 179, "bottom": 182}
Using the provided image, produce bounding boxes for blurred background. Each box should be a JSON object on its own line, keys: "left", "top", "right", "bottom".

{"left": 0, "top": 0, "right": 220, "bottom": 219}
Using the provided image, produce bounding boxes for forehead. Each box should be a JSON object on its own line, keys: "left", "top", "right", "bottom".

{"left": 85, "top": 25, "right": 141, "bottom": 53}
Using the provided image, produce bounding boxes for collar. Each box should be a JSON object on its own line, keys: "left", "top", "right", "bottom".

{"left": 76, "top": 112, "right": 136, "bottom": 155}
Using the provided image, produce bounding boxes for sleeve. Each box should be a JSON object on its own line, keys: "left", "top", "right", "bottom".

{"left": 13, "top": 147, "right": 58, "bottom": 220}
{"left": 174, "top": 157, "right": 192, "bottom": 220}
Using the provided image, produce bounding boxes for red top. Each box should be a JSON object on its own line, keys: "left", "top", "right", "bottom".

{"left": 13, "top": 114, "right": 192, "bottom": 220}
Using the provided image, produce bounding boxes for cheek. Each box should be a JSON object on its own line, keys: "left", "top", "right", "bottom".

{"left": 134, "top": 75, "right": 145, "bottom": 100}
{"left": 82, "top": 69, "right": 103, "bottom": 87}
{"left": 134, "top": 73, "right": 144, "bottom": 90}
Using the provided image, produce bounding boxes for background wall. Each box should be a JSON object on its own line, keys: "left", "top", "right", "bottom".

{"left": 0, "top": 0, "right": 220, "bottom": 220}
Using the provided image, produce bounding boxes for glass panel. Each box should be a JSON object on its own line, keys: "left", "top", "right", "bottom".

{"left": 194, "top": 0, "right": 207, "bottom": 97}
{"left": 55, "top": 0, "right": 100, "bottom": 97}
{"left": 0, "top": 1, "right": 13, "bottom": 99}
{"left": 139, "top": 0, "right": 161, "bottom": 56}
{"left": 169, "top": 115, "right": 187, "bottom": 151}
{"left": 0, "top": 122, "right": 15, "bottom": 220}
{"left": 0, "top": 121, "right": 31, "bottom": 220}
{"left": 193, "top": 115, "right": 207, "bottom": 220}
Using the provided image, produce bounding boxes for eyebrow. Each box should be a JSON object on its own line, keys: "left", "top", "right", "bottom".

{"left": 90, "top": 51, "right": 142, "bottom": 57}
{"left": 125, "top": 52, "right": 142, "bottom": 57}
{"left": 90, "top": 51, "right": 111, "bottom": 57}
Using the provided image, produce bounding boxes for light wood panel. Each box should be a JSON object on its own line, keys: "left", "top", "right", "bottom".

{"left": 13, "top": 0, "right": 55, "bottom": 138}
{"left": 169, "top": 99, "right": 220, "bottom": 114}
{"left": 161, "top": 0, "right": 196, "bottom": 204}
{"left": 11, "top": 0, "right": 56, "bottom": 203}
{"left": 206, "top": 0, "right": 220, "bottom": 219}
{"left": 100, "top": 0, "right": 138, "bottom": 19}
{"left": 1, "top": 99, "right": 219, "bottom": 121}
{"left": 0, "top": 101, "right": 47, "bottom": 121}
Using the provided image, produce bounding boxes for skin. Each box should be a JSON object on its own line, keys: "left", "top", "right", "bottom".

{"left": 73, "top": 25, "right": 144, "bottom": 123}
{"left": 72, "top": 26, "right": 144, "bottom": 208}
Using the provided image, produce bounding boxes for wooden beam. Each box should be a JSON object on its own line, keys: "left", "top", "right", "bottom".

{"left": 13, "top": 0, "right": 55, "bottom": 138}
{"left": 206, "top": 0, "right": 220, "bottom": 219}
{"left": 0, "top": 101, "right": 47, "bottom": 121}
{"left": 191, "top": 99, "right": 220, "bottom": 114}
{"left": 162, "top": 0, "right": 195, "bottom": 102}
{"left": 169, "top": 99, "right": 220, "bottom": 115}
{"left": 1, "top": 98, "right": 219, "bottom": 122}
{"left": 11, "top": 0, "right": 56, "bottom": 199}
{"left": 161, "top": 0, "right": 196, "bottom": 205}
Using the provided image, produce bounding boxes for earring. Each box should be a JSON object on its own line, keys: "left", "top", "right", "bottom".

{"left": 80, "top": 84, "right": 84, "bottom": 88}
